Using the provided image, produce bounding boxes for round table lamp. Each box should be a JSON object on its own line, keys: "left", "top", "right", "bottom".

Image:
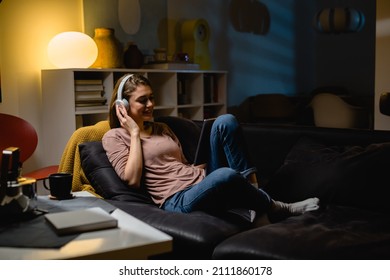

{"left": 47, "top": 32, "right": 98, "bottom": 68}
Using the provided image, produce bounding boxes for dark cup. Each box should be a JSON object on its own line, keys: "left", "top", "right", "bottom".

{"left": 43, "top": 172, "right": 73, "bottom": 199}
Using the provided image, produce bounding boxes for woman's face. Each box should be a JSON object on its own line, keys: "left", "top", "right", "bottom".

{"left": 127, "top": 85, "right": 154, "bottom": 124}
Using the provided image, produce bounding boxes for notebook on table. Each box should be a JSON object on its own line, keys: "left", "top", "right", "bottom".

{"left": 44, "top": 207, "right": 118, "bottom": 236}
{"left": 193, "top": 118, "right": 216, "bottom": 166}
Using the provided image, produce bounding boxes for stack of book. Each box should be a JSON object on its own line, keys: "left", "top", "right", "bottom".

{"left": 74, "top": 79, "right": 106, "bottom": 108}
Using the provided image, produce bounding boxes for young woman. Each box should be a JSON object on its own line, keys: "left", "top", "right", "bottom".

{"left": 102, "top": 74, "right": 319, "bottom": 222}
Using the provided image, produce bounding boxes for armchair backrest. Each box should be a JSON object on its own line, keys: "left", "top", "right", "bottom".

{"left": 0, "top": 113, "right": 38, "bottom": 165}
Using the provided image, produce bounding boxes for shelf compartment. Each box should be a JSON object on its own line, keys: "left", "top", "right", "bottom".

{"left": 203, "top": 103, "right": 226, "bottom": 119}
{"left": 147, "top": 72, "right": 177, "bottom": 107}
{"left": 154, "top": 107, "right": 177, "bottom": 119}
{"left": 177, "top": 73, "right": 203, "bottom": 106}
{"left": 178, "top": 106, "right": 203, "bottom": 120}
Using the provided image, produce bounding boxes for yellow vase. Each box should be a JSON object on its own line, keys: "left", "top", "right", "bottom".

{"left": 91, "top": 28, "right": 123, "bottom": 68}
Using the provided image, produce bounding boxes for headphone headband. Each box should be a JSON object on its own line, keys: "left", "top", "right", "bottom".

{"left": 117, "top": 74, "right": 133, "bottom": 101}
{"left": 116, "top": 74, "right": 133, "bottom": 110}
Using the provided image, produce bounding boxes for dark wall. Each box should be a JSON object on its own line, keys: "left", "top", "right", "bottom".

{"left": 293, "top": 0, "right": 376, "bottom": 99}
{"left": 84, "top": 0, "right": 376, "bottom": 114}
{"left": 294, "top": 1, "right": 317, "bottom": 95}
{"left": 313, "top": 0, "right": 376, "bottom": 98}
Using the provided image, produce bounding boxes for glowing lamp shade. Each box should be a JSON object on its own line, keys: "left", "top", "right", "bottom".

{"left": 47, "top": 32, "right": 98, "bottom": 68}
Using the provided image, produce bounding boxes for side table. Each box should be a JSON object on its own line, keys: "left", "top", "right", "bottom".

{"left": 0, "top": 191, "right": 172, "bottom": 259}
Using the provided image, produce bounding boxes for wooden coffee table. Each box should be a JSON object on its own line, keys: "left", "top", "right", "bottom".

{"left": 0, "top": 191, "right": 172, "bottom": 259}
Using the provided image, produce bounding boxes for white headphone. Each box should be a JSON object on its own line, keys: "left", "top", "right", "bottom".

{"left": 115, "top": 74, "right": 133, "bottom": 110}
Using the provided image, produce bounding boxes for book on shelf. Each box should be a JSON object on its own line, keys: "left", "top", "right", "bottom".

{"left": 75, "top": 79, "right": 103, "bottom": 85}
{"left": 76, "top": 98, "right": 106, "bottom": 106}
{"left": 75, "top": 84, "right": 104, "bottom": 91}
{"left": 203, "top": 74, "right": 218, "bottom": 103}
{"left": 177, "top": 76, "right": 191, "bottom": 105}
{"left": 44, "top": 207, "right": 118, "bottom": 236}
{"left": 75, "top": 91, "right": 104, "bottom": 99}
{"left": 75, "top": 105, "right": 108, "bottom": 112}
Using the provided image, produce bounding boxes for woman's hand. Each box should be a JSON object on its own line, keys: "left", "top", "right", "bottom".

{"left": 116, "top": 104, "right": 140, "bottom": 136}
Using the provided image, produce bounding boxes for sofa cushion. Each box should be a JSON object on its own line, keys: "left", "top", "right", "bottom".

{"left": 79, "top": 141, "right": 154, "bottom": 204}
{"left": 213, "top": 204, "right": 390, "bottom": 259}
{"left": 107, "top": 199, "right": 249, "bottom": 259}
{"left": 265, "top": 137, "right": 390, "bottom": 213}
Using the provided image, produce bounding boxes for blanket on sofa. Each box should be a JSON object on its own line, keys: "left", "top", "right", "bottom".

{"left": 58, "top": 120, "right": 110, "bottom": 193}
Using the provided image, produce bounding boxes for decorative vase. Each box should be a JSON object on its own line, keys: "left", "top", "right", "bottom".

{"left": 123, "top": 42, "right": 144, "bottom": 69}
{"left": 91, "top": 28, "right": 123, "bottom": 68}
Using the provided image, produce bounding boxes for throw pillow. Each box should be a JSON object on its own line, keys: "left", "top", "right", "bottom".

{"left": 265, "top": 137, "right": 390, "bottom": 213}
{"left": 78, "top": 141, "right": 154, "bottom": 204}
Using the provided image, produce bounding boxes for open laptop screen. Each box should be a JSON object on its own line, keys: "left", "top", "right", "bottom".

{"left": 193, "top": 118, "right": 216, "bottom": 165}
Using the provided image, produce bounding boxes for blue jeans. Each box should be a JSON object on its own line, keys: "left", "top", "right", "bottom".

{"left": 162, "top": 114, "right": 272, "bottom": 215}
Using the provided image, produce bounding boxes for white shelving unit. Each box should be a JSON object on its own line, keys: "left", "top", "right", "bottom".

{"left": 41, "top": 68, "right": 227, "bottom": 166}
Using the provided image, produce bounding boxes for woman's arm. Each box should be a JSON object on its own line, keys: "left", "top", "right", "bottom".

{"left": 117, "top": 105, "right": 143, "bottom": 188}
{"left": 124, "top": 129, "right": 143, "bottom": 188}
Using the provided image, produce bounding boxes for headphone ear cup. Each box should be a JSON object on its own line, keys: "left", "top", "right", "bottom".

{"left": 116, "top": 74, "right": 132, "bottom": 110}
{"left": 115, "top": 99, "right": 129, "bottom": 110}
{"left": 122, "top": 99, "right": 129, "bottom": 110}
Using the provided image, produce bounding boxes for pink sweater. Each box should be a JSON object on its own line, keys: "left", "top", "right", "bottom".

{"left": 102, "top": 122, "right": 205, "bottom": 206}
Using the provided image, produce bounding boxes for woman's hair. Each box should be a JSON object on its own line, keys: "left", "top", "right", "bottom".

{"left": 108, "top": 73, "right": 152, "bottom": 128}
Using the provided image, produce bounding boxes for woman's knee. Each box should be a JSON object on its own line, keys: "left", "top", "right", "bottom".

{"left": 214, "top": 114, "right": 239, "bottom": 133}
{"left": 215, "top": 114, "right": 238, "bottom": 126}
{"left": 211, "top": 167, "right": 244, "bottom": 183}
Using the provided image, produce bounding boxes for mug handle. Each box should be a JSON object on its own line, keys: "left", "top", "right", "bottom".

{"left": 43, "top": 178, "right": 50, "bottom": 190}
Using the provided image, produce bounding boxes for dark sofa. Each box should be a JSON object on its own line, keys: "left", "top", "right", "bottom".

{"left": 78, "top": 116, "right": 390, "bottom": 259}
